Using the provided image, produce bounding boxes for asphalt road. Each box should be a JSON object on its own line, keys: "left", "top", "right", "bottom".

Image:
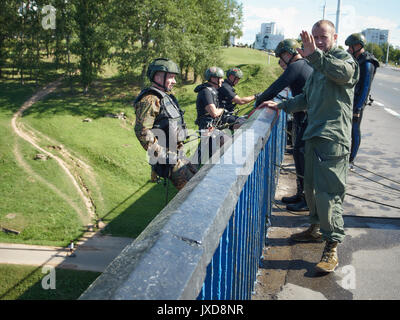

{"left": 345, "top": 65, "right": 400, "bottom": 219}
{"left": 371, "top": 66, "right": 400, "bottom": 117}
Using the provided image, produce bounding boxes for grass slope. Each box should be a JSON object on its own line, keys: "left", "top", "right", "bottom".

{"left": 0, "top": 264, "right": 100, "bottom": 300}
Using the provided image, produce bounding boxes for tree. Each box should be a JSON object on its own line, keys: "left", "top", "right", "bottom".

{"left": 0, "top": 0, "right": 19, "bottom": 78}
{"left": 109, "top": 0, "right": 243, "bottom": 84}
{"left": 365, "top": 42, "right": 383, "bottom": 61}
{"left": 73, "top": 0, "right": 111, "bottom": 93}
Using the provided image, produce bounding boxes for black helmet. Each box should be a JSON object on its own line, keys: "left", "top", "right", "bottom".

{"left": 274, "top": 39, "right": 300, "bottom": 57}
{"left": 147, "top": 58, "right": 180, "bottom": 82}
{"left": 345, "top": 33, "right": 367, "bottom": 48}
{"left": 226, "top": 67, "right": 243, "bottom": 79}
{"left": 204, "top": 66, "right": 224, "bottom": 81}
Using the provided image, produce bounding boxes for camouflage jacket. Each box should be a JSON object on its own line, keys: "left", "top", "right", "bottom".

{"left": 134, "top": 87, "right": 187, "bottom": 156}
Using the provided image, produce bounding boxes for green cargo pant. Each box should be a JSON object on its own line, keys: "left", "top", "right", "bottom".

{"left": 304, "top": 137, "right": 350, "bottom": 243}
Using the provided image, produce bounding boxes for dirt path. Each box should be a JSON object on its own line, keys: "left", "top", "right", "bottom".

{"left": 10, "top": 78, "right": 96, "bottom": 225}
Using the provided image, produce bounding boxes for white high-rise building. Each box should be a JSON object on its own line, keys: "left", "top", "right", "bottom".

{"left": 254, "top": 22, "right": 284, "bottom": 51}
{"left": 362, "top": 28, "right": 389, "bottom": 45}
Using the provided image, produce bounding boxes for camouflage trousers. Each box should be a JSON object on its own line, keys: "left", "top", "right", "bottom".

{"left": 152, "top": 158, "right": 198, "bottom": 191}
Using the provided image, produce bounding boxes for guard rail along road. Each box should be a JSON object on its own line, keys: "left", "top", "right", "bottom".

{"left": 79, "top": 105, "right": 286, "bottom": 300}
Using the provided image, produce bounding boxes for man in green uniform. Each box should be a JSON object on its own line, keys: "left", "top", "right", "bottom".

{"left": 134, "top": 58, "right": 197, "bottom": 190}
{"left": 261, "top": 20, "right": 359, "bottom": 273}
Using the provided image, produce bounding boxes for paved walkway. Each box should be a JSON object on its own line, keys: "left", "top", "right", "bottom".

{"left": 0, "top": 232, "right": 133, "bottom": 273}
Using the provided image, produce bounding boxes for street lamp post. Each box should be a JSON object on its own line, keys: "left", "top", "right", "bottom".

{"left": 336, "top": 0, "right": 341, "bottom": 43}
{"left": 336, "top": 0, "right": 341, "bottom": 34}
{"left": 385, "top": 31, "right": 390, "bottom": 65}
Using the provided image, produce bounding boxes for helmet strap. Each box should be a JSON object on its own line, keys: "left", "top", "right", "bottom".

{"left": 152, "top": 72, "right": 170, "bottom": 92}
{"left": 226, "top": 77, "right": 236, "bottom": 86}
{"left": 282, "top": 53, "right": 295, "bottom": 67}
{"left": 209, "top": 77, "right": 220, "bottom": 87}
{"left": 351, "top": 45, "right": 363, "bottom": 58}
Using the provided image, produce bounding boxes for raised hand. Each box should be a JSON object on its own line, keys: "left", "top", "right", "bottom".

{"left": 296, "top": 30, "right": 317, "bottom": 58}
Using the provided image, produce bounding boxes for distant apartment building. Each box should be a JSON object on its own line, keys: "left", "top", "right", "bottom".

{"left": 254, "top": 22, "right": 284, "bottom": 51}
{"left": 362, "top": 28, "right": 389, "bottom": 45}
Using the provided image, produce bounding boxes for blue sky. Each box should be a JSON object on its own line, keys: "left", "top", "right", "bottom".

{"left": 237, "top": 0, "right": 400, "bottom": 47}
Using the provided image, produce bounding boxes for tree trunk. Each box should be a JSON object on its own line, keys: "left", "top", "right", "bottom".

{"left": 140, "top": 64, "right": 147, "bottom": 86}
{"left": 184, "top": 66, "right": 189, "bottom": 81}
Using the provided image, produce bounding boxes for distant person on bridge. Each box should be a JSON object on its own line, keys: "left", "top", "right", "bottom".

{"left": 260, "top": 20, "right": 360, "bottom": 273}
{"left": 345, "top": 33, "right": 380, "bottom": 164}
{"left": 218, "top": 67, "right": 260, "bottom": 129}
{"left": 134, "top": 58, "right": 197, "bottom": 190}
{"left": 256, "top": 39, "right": 313, "bottom": 212}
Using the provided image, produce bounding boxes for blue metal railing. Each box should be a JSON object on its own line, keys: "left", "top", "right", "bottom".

{"left": 197, "top": 110, "right": 285, "bottom": 300}
{"left": 79, "top": 108, "right": 286, "bottom": 300}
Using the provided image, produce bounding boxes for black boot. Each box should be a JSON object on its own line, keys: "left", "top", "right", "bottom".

{"left": 286, "top": 195, "right": 309, "bottom": 212}
{"left": 281, "top": 193, "right": 302, "bottom": 204}
{"left": 281, "top": 179, "right": 302, "bottom": 204}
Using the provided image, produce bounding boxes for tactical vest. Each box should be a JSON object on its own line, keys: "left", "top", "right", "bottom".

{"left": 195, "top": 83, "right": 219, "bottom": 127}
{"left": 218, "top": 79, "right": 236, "bottom": 112}
{"left": 355, "top": 52, "right": 380, "bottom": 111}
{"left": 358, "top": 51, "right": 380, "bottom": 76}
{"left": 135, "top": 86, "right": 188, "bottom": 148}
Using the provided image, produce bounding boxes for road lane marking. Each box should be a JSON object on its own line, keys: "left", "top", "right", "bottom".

{"left": 373, "top": 101, "right": 400, "bottom": 119}
{"left": 384, "top": 107, "right": 400, "bottom": 119}
{"left": 393, "top": 87, "right": 400, "bottom": 91}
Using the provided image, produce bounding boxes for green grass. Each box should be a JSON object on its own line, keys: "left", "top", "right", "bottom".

{"left": 0, "top": 47, "right": 283, "bottom": 246}
{"left": 221, "top": 46, "right": 276, "bottom": 67}
{"left": 0, "top": 264, "right": 100, "bottom": 300}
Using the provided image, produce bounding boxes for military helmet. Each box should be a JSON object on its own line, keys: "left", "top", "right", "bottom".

{"left": 345, "top": 33, "right": 367, "bottom": 48}
{"left": 226, "top": 67, "right": 243, "bottom": 79}
{"left": 274, "top": 39, "right": 301, "bottom": 57}
{"left": 204, "top": 66, "right": 224, "bottom": 81}
{"left": 147, "top": 58, "right": 180, "bottom": 81}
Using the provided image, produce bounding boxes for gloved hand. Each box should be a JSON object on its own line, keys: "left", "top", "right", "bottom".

{"left": 223, "top": 109, "right": 233, "bottom": 116}
{"left": 254, "top": 92, "right": 262, "bottom": 101}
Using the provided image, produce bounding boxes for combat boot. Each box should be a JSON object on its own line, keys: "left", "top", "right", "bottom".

{"left": 315, "top": 241, "right": 339, "bottom": 273}
{"left": 151, "top": 169, "right": 158, "bottom": 182}
{"left": 286, "top": 195, "right": 309, "bottom": 212}
{"left": 290, "top": 224, "right": 323, "bottom": 243}
{"left": 281, "top": 193, "right": 302, "bottom": 204}
{"left": 282, "top": 179, "right": 303, "bottom": 204}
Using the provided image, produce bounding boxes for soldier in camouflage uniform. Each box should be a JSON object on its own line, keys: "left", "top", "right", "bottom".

{"left": 134, "top": 58, "right": 197, "bottom": 190}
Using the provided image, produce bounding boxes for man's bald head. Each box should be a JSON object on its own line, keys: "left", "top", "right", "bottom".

{"left": 312, "top": 20, "right": 336, "bottom": 33}
{"left": 312, "top": 20, "right": 338, "bottom": 52}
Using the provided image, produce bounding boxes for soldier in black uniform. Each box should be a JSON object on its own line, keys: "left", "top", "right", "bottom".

{"left": 256, "top": 39, "right": 313, "bottom": 212}
{"left": 194, "top": 66, "right": 225, "bottom": 130}
{"left": 194, "top": 67, "right": 230, "bottom": 164}
{"left": 218, "top": 67, "right": 260, "bottom": 129}
{"left": 134, "top": 58, "right": 197, "bottom": 190}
